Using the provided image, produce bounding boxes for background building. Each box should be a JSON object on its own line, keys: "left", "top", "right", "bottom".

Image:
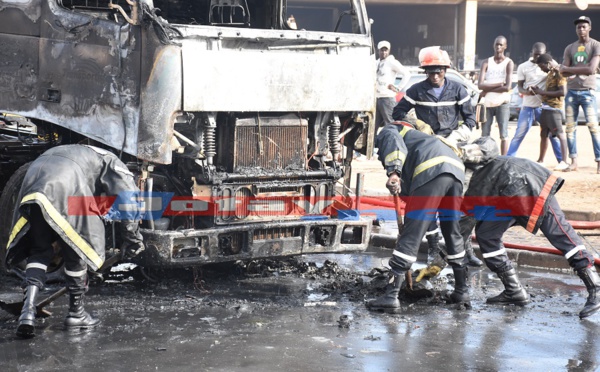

{"left": 292, "top": 0, "right": 600, "bottom": 70}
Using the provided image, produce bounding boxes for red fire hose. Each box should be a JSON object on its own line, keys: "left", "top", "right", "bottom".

{"left": 361, "top": 197, "right": 600, "bottom": 263}
{"left": 359, "top": 196, "right": 600, "bottom": 230}
{"left": 484, "top": 239, "right": 600, "bottom": 266}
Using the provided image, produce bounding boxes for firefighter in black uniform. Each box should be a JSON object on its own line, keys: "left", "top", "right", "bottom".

{"left": 5, "top": 145, "right": 145, "bottom": 338}
{"left": 462, "top": 153, "right": 600, "bottom": 318}
{"left": 366, "top": 123, "right": 468, "bottom": 313}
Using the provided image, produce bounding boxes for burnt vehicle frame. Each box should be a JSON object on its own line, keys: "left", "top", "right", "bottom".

{"left": 0, "top": 0, "right": 376, "bottom": 270}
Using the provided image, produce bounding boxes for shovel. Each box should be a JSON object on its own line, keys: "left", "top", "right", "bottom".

{"left": 0, "top": 251, "right": 122, "bottom": 318}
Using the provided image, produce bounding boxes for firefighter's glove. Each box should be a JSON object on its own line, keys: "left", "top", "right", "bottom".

{"left": 414, "top": 119, "right": 434, "bottom": 135}
{"left": 386, "top": 173, "right": 401, "bottom": 195}
{"left": 447, "top": 125, "right": 472, "bottom": 146}
{"left": 119, "top": 221, "right": 144, "bottom": 259}
{"left": 121, "top": 241, "right": 145, "bottom": 260}
{"left": 437, "top": 135, "right": 463, "bottom": 158}
{"left": 415, "top": 265, "right": 442, "bottom": 283}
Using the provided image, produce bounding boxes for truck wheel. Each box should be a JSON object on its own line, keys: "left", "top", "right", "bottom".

{"left": 0, "top": 162, "right": 64, "bottom": 282}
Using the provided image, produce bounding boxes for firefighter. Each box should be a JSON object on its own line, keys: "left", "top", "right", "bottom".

{"left": 392, "top": 46, "right": 482, "bottom": 267}
{"left": 366, "top": 122, "right": 469, "bottom": 313}
{"left": 5, "top": 145, "right": 145, "bottom": 338}
{"left": 420, "top": 137, "right": 600, "bottom": 319}
{"left": 464, "top": 152, "right": 600, "bottom": 318}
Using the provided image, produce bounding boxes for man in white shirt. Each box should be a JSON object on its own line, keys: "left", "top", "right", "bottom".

{"left": 507, "top": 42, "right": 563, "bottom": 163}
{"left": 478, "top": 35, "right": 513, "bottom": 155}
{"left": 375, "top": 40, "right": 410, "bottom": 134}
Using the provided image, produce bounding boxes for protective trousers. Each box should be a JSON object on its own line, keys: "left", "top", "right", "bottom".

{"left": 389, "top": 174, "right": 465, "bottom": 273}
{"left": 475, "top": 196, "right": 593, "bottom": 272}
{"left": 25, "top": 205, "right": 88, "bottom": 292}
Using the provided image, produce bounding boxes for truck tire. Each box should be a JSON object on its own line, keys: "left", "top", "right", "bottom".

{"left": 0, "top": 162, "right": 64, "bottom": 282}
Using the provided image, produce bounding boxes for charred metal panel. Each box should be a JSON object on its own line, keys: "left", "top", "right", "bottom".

{"left": 181, "top": 45, "right": 375, "bottom": 112}
{"left": 0, "top": 0, "right": 41, "bottom": 35}
{"left": 0, "top": 34, "right": 39, "bottom": 112}
{"left": 38, "top": 1, "right": 125, "bottom": 144}
{"left": 201, "top": 179, "right": 334, "bottom": 226}
{"left": 137, "top": 45, "right": 182, "bottom": 164}
{"left": 0, "top": 0, "right": 143, "bottom": 157}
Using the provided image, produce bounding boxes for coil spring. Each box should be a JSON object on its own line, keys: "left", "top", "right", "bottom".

{"left": 204, "top": 125, "right": 216, "bottom": 157}
{"left": 328, "top": 120, "right": 341, "bottom": 155}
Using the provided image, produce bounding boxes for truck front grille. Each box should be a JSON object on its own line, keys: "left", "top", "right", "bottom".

{"left": 218, "top": 114, "right": 308, "bottom": 172}
{"left": 253, "top": 226, "right": 304, "bottom": 241}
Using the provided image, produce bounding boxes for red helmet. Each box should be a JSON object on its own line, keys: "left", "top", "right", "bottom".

{"left": 418, "top": 46, "right": 452, "bottom": 68}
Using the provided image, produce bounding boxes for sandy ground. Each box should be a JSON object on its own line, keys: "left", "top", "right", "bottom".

{"left": 351, "top": 121, "right": 600, "bottom": 216}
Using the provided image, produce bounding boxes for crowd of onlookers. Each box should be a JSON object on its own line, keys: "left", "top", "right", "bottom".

{"left": 373, "top": 15, "right": 600, "bottom": 174}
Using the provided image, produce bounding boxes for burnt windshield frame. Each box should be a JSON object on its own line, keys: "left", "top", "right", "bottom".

{"left": 283, "top": 0, "right": 365, "bottom": 34}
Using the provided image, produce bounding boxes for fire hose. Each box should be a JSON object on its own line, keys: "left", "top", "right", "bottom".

{"left": 360, "top": 196, "right": 600, "bottom": 262}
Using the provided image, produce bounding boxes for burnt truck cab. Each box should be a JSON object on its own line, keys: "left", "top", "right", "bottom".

{"left": 0, "top": 0, "right": 376, "bottom": 268}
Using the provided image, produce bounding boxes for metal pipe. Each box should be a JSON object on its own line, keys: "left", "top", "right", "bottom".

{"left": 173, "top": 130, "right": 201, "bottom": 149}
{"left": 355, "top": 173, "right": 364, "bottom": 210}
{"left": 147, "top": 177, "right": 155, "bottom": 230}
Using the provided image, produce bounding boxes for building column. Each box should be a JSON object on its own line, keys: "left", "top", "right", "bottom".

{"left": 461, "top": 0, "right": 478, "bottom": 70}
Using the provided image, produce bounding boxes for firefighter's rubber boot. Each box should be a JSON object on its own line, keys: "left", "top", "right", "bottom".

{"left": 64, "top": 292, "right": 100, "bottom": 329}
{"left": 576, "top": 266, "right": 600, "bottom": 319}
{"left": 487, "top": 268, "right": 530, "bottom": 306}
{"left": 464, "top": 240, "right": 483, "bottom": 267}
{"left": 366, "top": 273, "right": 404, "bottom": 314}
{"left": 444, "top": 266, "right": 471, "bottom": 308}
{"left": 426, "top": 232, "right": 441, "bottom": 264}
{"left": 16, "top": 285, "right": 39, "bottom": 338}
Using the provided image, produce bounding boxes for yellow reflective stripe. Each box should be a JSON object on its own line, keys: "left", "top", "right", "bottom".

{"left": 384, "top": 150, "right": 407, "bottom": 164}
{"left": 21, "top": 192, "right": 103, "bottom": 268}
{"left": 7, "top": 216, "right": 27, "bottom": 250}
{"left": 413, "top": 156, "right": 465, "bottom": 179}
{"left": 399, "top": 126, "right": 412, "bottom": 137}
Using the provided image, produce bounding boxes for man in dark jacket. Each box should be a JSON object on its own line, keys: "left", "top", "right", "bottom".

{"left": 392, "top": 46, "right": 476, "bottom": 143}
{"left": 6, "top": 145, "right": 145, "bottom": 338}
{"left": 461, "top": 154, "right": 600, "bottom": 318}
{"left": 366, "top": 123, "right": 469, "bottom": 313}
{"left": 392, "top": 46, "right": 481, "bottom": 267}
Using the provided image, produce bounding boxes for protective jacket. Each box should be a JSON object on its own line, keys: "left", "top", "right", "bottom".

{"left": 392, "top": 78, "right": 476, "bottom": 137}
{"left": 464, "top": 156, "right": 563, "bottom": 234}
{"left": 375, "top": 124, "right": 465, "bottom": 194}
{"left": 6, "top": 145, "right": 143, "bottom": 271}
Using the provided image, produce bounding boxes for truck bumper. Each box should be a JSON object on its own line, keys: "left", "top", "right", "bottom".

{"left": 138, "top": 218, "right": 372, "bottom": 268}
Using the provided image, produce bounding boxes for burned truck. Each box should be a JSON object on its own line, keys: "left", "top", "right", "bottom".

{"left": 0, "top": 0, "right": 376, "bottom": 271}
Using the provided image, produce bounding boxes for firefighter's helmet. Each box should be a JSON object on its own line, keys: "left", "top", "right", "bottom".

{"left": 418, "top": 46, "right": 451, "bottom": 69}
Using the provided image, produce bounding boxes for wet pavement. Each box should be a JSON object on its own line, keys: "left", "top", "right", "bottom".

{"left": 1, "top": 244, "right": 600, "bottom": 372}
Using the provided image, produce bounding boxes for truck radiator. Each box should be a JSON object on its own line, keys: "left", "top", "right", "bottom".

{"left": 218, "top": 115, "right": 308, "bottom": 172}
